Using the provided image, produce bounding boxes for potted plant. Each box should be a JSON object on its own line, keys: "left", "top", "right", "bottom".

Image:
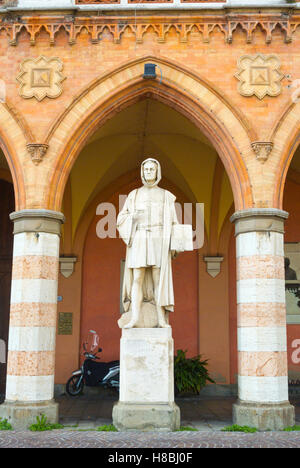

{"left": 174, "top": 349, "right": 215, "bottom": 395}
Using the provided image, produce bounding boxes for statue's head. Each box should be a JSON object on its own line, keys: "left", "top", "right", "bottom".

{"left": 141, "top": 158, "right": 161, "bottom": 187}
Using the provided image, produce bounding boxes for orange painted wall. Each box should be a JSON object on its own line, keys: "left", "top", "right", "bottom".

{"left": 80, "top": 188, "right": 199, "bottom": 364}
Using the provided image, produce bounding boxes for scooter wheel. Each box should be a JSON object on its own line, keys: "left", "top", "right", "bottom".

{"left": 66, "top": 375, "right": 84, "bottom": 396}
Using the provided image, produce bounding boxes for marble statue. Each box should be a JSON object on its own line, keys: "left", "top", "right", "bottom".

{"left": 117, "top": 158, "right": 192, "bottom": 329}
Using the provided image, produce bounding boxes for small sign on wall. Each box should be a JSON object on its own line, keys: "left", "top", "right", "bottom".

{"left": 58, "top": 312, "right": 73, "bottom": 335}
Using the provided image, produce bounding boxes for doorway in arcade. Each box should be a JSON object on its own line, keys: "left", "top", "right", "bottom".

{"left": 55, "top": 98, "right": 235, "bottom": 392}
{"left": 0, "top": 158, "right": 15, "bottom": 396}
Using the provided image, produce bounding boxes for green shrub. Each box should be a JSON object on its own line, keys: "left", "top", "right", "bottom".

{"left": 28, "top": 414, "right": 64, "bottom": 431}
{"left": 174, "top": 349, "right": 215, "bottom": 394}
{"left": 96, "top": 424, "right": 118, "bottom": 432}
{"left": 221, "top": 424, "right": 257, "bottom": 433}
{"left": 283, "top": 425, "right": 300, "bottom": 431}
{"left": 177, "top": 426, "right": 198, "bottom": 432}
{"left": 0, "top": 418, "right": 12, "bottom": 430}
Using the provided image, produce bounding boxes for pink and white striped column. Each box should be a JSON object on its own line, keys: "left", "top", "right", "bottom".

{"left": 231, "top": 209, "right": 295, "bottom": 430}
{"left": 0, "top": 210, "right": 64, "bottom": 429}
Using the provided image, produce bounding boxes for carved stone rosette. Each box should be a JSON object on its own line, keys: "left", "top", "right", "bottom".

{"left": 26, "top": 143, "right": 49, "bottom": 165}
{"left": 251, "top": 142, "right": 274, "bottom": 164}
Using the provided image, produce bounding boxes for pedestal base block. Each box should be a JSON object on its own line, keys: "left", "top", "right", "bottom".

{"left": 0, "top": 400, "right": 59, "bottom": 430}
{"left": 113, "top": 401, "right": 180, "bottom": 431}
{"left": 114, "top": 328, "right": 180, "bottom": 431}
{"left": 233, "top": 400, "right": 295, "bottom": 431}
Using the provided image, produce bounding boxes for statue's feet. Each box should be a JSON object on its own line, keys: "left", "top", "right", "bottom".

{"left": 158, "top": 322, "right": 171, "bottom": 328}
{"left": 123, "top": 320, "right": 137, "bottom": 329}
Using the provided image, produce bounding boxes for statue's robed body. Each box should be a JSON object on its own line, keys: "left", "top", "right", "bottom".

{"left": 117, "top": 159, "right": 178, "bottom": 315}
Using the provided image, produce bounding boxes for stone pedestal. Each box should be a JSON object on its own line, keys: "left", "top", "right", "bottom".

{"left": 0, "top": 400, "right": 58, "bottom": 430}
{"left": 233, "top": 400, "right": 295, "bottom": 431}
{"left": 113, "top": 328, "right": 180, "bottom": 431}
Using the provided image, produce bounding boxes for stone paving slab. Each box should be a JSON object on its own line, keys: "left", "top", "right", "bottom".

{"left": 0, "top": 430, "right": 300, "bottom": 448}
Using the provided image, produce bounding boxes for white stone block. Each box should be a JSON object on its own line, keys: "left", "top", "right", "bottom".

{"left": 8, "top": 327, "right": 56, "bottom": 352}
{"left": 16, "top": 0, "right": 74, "bottom": 7}
{"left": 236, "top": 231, "right": 284, "bottom": 258}
{"left": 238, "top": 376, "right": 289, "bottom": 403}
{"left": 237, "top": 278, "right": 285, "bottom": 304}
{"left": 237, "top": 326, "right": 287, "bottom": 352}
{"left": 119, "top": 328, "right": 175, "bottom": 404}
{"left": 5, "top": 375, "right": 54, "bottom": 402}
{"left": 10, "top": 279, "right": 58, "bottom": 304}
{"left": 13, "top": 232, "right": 60, "bottom": 258}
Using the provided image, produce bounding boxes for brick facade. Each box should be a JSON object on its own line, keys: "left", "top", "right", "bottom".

{"left": 0, "top": 3, "right": 299, "bottom": 430}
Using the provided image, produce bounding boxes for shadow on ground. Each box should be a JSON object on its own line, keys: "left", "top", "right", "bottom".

{"left": 55, "top": 390, "right": 300, "bottom": 431}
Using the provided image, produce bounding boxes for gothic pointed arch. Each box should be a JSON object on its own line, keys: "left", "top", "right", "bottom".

{"left": 44, "top": 56, "right": 254, "bottom": 212}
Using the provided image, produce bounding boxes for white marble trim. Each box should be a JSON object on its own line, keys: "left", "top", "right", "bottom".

{"left": 236, "top": 232, "right": 284, "bottom": 258}
{"left": 238, "top": 375, "right": 289, "bottom": 403}
{"left": 10, "top": 279, "right": 58, "bottom": 304}
{"left": 13, "top": 232, "right": 60, "bottom": 258}
{"left": 5, "top": 375, "right": 54, "bottom": 402}
{"left": 237, "top": 278, "right": 285, "bottom": 304}
{"left": 237, "top": 326, "right": 287, "bottom": 352}
{"left": 8, "top": 327, "right": 56, "bottom": 352}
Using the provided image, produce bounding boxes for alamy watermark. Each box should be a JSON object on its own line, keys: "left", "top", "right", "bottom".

{"left": 96, "top": 195, "right": 204, "bottom": 250}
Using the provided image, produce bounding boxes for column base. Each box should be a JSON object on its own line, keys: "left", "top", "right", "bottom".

{"left": 113, "top": 401, "right": 180, "bottom": 432}
{"left": 0, "top": 399, "right": 59, "bottom": 430}
{"left": 233, "top": 400, "right": 295, "bottom": 431}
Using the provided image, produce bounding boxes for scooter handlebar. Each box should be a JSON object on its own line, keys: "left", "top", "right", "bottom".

{"left": 83, "top": 352, "right": 101, "bottom": 360}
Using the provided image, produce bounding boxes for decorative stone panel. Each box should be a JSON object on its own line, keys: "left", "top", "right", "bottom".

{"left": 17, "top": 56, "right": 66, "bottom": 101}
{"left": 235, "top": 54, "right": 284, "bottom": 100}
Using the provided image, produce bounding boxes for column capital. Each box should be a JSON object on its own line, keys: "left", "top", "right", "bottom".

{"left": 230, "top": 208, "right": 289, "bottom": 236}
{"left": 10, "top": 209, "right": 65, "bottom": 236}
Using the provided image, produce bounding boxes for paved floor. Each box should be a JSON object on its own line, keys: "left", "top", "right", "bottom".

{"left": 58, "top": 394, "right": 236, "bottom": 431}
{"left": 0, "top": 395, "right": 300, "bottom": 448}
{"left": 1, "top": 428, "right": 300, "bottom": 448}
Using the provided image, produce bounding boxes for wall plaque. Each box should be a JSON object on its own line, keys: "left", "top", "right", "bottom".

{"left": 58, "top": 312, "right": 73, "bottom": 335}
